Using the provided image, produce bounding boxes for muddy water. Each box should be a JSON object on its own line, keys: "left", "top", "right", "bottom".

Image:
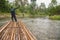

{"left": 0, "top": 18, "right": 60, "bottom": 40}
{"left": 0, "top": 18, "right": 10, "bottom": 26}
{"left": 21, "top": 18, "right": 60, "bottom": 40}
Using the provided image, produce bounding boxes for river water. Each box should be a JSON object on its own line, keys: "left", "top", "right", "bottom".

{"left": 0, "top": 18, "right": 60, "bottom": 40}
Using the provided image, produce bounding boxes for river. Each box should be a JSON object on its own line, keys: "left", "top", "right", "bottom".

{"left": 0, "top": 18, "right": 60, "bottom": 40}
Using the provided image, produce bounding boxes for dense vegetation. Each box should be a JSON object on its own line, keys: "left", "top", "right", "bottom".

{"left": 0, "top": 0, "right": 10, "bottom": 13}
{"left": 0, "top": 0, "right": 60, "bottom": 19}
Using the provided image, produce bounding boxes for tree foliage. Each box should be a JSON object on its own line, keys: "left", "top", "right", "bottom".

{"left": 40, "top": 3, "right": 46, "bottom": 12}
{"left": 47, "top": 0, "right": 60, "bottom": 16}
{"left": 0, "top": 0, "right": 10, "bottom": 12}
{"left": 51, "top": 0, "right": 57, "bottom": 5}
{"left": 0, "top": 0, "right": 60, "bottom": 16}
{"left": 48, "top": 5, "right": 60, "bottom": 15}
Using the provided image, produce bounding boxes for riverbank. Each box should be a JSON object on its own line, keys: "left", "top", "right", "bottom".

{"left": 0, "top": 13, "right": 60, "bottom": 20}
{"left": 0, "top": 13, "right": 48, "bottom": 19}
{"left": 49, "top": 15, "right": 60, "bottom": 20}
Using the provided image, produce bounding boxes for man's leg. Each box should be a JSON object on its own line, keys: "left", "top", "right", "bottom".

{"left": 11, "top": 15, "right": 14, "bottom": 21}
{"left": 13, "top": 15, "right": 17, "bottom": 22}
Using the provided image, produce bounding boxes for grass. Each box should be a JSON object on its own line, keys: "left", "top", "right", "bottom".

{"left": 49, "top": 15, "right": 60, "bottom": 20}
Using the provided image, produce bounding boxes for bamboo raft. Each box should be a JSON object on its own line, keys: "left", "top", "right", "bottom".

{"left": 0, "top": 21, "right": 37, "bottom": 40}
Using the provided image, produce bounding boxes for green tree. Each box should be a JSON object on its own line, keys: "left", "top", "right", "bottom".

{"left": 47, "top": 0, "right": 57, "bottom": 16}
{"left": 40, "top": 3, "right": 46, "bottom": 12}
{"left": 29, "top": 0, "right": 36, "bottom": 15}
{"left": 31, "top": 0, "right": 36, "bottom": 2}
{"left": 0, "top": 0, "right": 10, "bottom": 12}
{"left": 51, "top": 0, "right": 57, "bottom": 6}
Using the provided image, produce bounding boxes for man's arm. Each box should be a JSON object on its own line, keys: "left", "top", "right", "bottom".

{"left": 15, "top": 5, "right": 20, "bottom": 10}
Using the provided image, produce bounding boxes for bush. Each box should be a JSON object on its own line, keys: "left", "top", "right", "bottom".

{"left": 49, "top": 15, "right": 60, "bottom": 20}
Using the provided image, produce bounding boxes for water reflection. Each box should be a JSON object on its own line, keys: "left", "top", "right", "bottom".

{"left": 22, "top": 18, "right": 60, "bottom": 40}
